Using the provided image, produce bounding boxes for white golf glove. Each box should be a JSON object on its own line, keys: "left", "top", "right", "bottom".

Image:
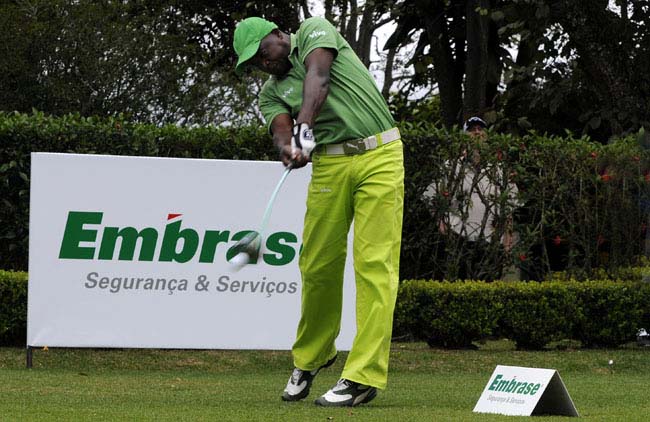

{"left": 291, "top": 123, "right": 316, "bottom": 159}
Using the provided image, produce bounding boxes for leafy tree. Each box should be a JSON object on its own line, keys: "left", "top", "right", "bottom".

{"left": 385, "top": 0, "right": 500, "bottom": 127}
{"left": 4, "top": 0, "right": 645, "bottom": 138}
{"left": 0, "top": 0, "right": 408, "bottom": 125}
{"left": 0, "top": 0, "right": 299, "bottom": 126}
{"left": 385, "top": 0, "right": 650, "bottom": 139}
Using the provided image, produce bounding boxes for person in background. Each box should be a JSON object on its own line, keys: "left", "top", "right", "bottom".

{"left": 423, "top": 116, "right": 520, "bottom": 280}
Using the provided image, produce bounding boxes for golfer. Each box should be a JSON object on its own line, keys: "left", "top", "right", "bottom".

{"left": 233, "top": 16, "right": 404, "bottom": 407}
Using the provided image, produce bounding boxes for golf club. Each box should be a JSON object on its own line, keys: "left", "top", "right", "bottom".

{"left": 228, "top": 163, "right": 294, "bottom": 271}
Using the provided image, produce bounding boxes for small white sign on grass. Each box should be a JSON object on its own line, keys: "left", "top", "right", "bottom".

{"left": 473, "top": 365, "right": 579, "bottom": 417}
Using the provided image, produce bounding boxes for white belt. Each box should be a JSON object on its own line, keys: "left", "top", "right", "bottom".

{"left": 319, "top": 127, "right": 401, "bottom": 155}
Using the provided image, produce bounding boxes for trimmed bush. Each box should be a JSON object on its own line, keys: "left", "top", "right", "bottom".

{"left": 0, "top": 270, "right": 28, "bottom": 346}
{"left": 395, "top": 281, "right": 503, "bottom": 348}
{"left": 497, "top": 282, "right": 577, "bottom": 350}
{"left": 570, "top": 281, "right": 650, "bottom": 347}
{"left": 3, "top": 271, "right": 649, "bottom": 349}
{"left": 395, "top": 279, "right": 650, "bottom": 350}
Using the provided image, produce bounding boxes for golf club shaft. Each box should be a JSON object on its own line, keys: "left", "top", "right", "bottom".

{"left": 259, "top": 164, "right": 293, "bottom": 237}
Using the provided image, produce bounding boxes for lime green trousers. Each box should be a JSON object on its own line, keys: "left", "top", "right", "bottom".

{"left": 292, "top": 139, "right": 404, "bottom": 390}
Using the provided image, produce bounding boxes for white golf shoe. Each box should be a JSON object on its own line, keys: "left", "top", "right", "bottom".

{"left": 281, "top": 355, "right": 337, "bottom": 401}
{"left": 314, "top": 378, "right": 377, "bottom": 407}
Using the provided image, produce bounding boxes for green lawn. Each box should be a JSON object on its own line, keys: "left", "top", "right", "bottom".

{"left": 1, "top": 341, "right": 649, "bottom": 421}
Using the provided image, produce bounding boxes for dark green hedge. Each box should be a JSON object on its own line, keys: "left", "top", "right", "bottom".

{"left": 395, "top": 281, "right": 503, "bottom": 348}
{"left": 394, "top": 279, "right": 650, "bottom": 350}
{"left": 0, "top": 111, "right": 275, "bottom": 270}
{"left": 0, "top": 270, "right": 27, "bottom": 346}
{"left": 401, "top": 124, "right": 650, "bottom": 281}
{"left": 2, "top": 112, "right": 650, "bottom": 281}
{"left": 4, "top": 271, "right": 648, "bottom": 348}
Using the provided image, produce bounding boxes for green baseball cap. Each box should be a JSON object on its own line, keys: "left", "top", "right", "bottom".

{"left": 233, "top": 17, "right": 278, "bottom": 74}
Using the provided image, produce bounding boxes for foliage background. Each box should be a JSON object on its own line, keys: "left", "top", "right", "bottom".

{"left": 1, "top": 1, "right": 648, "bottom": 139}
{"left": 401, "top": 123, "right": 650, "bottom": 281}
{"left": 3, "top": 112, "right": 650, "bottom": 281}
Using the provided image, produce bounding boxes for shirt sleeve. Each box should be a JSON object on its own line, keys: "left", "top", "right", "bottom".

{"left": 297, "top": 17, "right": 339, "bottom": 64}
{"left": 259, "top": 81, "right": 290, "bottom": 134}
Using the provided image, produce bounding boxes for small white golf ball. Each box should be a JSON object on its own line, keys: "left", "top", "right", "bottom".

{"left": 608, "top": 359, "right": 614, "bottom": 365}
{"left": 229, "top": 252, "right": 250, "bottom": 270}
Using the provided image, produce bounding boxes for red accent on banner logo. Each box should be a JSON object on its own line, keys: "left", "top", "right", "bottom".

{"left": 167, "top": 213, "right": 182, "bottom": 220}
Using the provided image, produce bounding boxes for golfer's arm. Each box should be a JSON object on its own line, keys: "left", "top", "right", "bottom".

{"left": 270, "top": 113, "right": 293, "bottom": 150}
{"left": 296, "top": 48, "right": 335, "bottom": 126}
{"left": 270, "top": 114, "right": 297, "bottom": 167}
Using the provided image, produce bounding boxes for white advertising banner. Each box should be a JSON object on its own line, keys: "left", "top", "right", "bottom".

{"left": 28, "top": 153, "right": 356, "bottom": 350}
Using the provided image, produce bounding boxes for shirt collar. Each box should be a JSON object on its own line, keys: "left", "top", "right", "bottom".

{"left": 290, "top": 33, "right": 298, "bottom": 54}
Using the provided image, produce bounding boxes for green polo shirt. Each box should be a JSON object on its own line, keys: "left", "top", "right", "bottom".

{"left": 259, "top": 17, "right": 394, "bottom": 145}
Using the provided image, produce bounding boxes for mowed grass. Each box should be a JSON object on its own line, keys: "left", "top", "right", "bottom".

{"left": 1, "top": 341, "right": 649, "bottom": 421}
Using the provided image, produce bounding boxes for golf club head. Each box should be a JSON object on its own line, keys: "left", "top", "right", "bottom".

{"left": 228, "top": 231, "right": 261, "bottom": 271}
{"left": 229, "top": 252, "right": 250, "bottom": 271}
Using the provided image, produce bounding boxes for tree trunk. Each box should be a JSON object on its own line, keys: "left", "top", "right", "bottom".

{"left": 382, "top": 45, "right": 396, "bottom": 99}
{"left": 300, "top": 0, "right": 311, "bottom": 19}
{"left": 345, "top": 0, "right": 358, "bottom": 49}
{"left": 324, "top": 0, "right": 334, "bottom": 22}
{"left": 463, "top": 0, "right": 489, "bottom": 119}
{"left": 555, "top": 1, "right": 641, "bottom": 133}
{"left": 424, "top": 6, "right": 462, "bottom": 127}
{"left": 338, "top": 0, "right": 348, "bottom": 39}
{"left": 355, "top": 3, "right": 375, "bottom": 66}
{"left": 485, "top": 16, "right": 501, "bottom": 110}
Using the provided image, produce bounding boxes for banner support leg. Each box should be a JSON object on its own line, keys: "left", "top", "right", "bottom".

{"left": 26, "top": 346, "right": 33, "bottom": 369}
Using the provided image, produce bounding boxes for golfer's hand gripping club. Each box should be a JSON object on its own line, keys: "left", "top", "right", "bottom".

{"left": 291, "top": 122, "right": 316, "bottom": 161}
